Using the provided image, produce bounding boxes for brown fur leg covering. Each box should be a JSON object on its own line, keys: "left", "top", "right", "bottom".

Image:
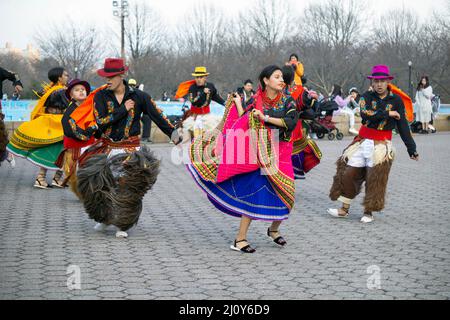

{"left": 77, "top": 146, "right": 160, "bottom": 231}
{"left": 329, "top": 157, "right": 348, "bottom": 201}
{"left": 108, "top": 146, "right": 160, "bottom": 231}
{"left": 77, "top": 154, "right": 116, "bottom": 225}
{"left": 363, "top": 160, "right": 393, "bottom": 212}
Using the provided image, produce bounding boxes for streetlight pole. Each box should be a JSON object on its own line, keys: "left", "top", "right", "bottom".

{"left": 113, "top": 0, "right": 129, "bottom": 61}
{"left": 408, "top": 61, "right": 413, "bottom": 99}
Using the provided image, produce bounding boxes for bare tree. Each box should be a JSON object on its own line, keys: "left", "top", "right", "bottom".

{"left": 373, "top": 8, "right": 419, "bottom": 49}
{"left": 126, "top": 1, "right": 165, "bottom": 60}
{"left": 228, "top": 14, "right": 258, "bottom": 59}
{"left": 302, "top": 0, "right": 365, "bottom": 49}
{"left": 34, "top": 21, "right": 105, "bottom": 80}
{"left": 245, "top": 0, "right": 293, "bottom": 56}
{"left": 296, "top": 0, "right": 367, "bottom": 92}
{"left": 178, "top": 2, "right": 226, "bottom": 62}
{"left": 25, "top": 0, "right": 449, "bottom": 102}
{"left": 412, "top": 11, "right": 450, "bottom": 97}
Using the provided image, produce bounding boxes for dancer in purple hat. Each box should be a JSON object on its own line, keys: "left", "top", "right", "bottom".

{"left": 327, "top": 65, "right": 419, "bottom": 223}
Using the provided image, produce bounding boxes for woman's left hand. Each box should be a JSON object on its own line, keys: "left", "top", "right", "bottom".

{"left": 252, "top": 109, "right": 264, "bottom": 121}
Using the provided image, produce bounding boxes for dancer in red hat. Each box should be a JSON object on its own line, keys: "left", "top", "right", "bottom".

{"left": 327, "top": 65, "right": 419, "bottom": 223}
{"left": 76, "top": 58, "right": 182, "bottom": 238}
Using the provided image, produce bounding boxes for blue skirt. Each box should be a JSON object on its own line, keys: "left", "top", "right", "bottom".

{"left": 292, "top": 151, "right": 305, "bottom": 179}
{"left": 187, "top": 165, "right": 290, "bottom": 221}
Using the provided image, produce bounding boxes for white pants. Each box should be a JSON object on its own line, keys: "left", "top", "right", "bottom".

{"left": 347, "top": 139, "right": 375, "bottom": 168}
{"left": 79, "top": 146, "right": 141, "bottom": 159}
{"left": 108, "top": 147, "right": 141, "bottom": 158}
{"left": 194, "top": 115, "right": 205, "bottom": 131}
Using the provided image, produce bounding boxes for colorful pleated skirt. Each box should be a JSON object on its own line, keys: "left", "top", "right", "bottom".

{"left": 187, "top": 165, "right": 290, "bottom": 221}
{"left": 7, "top": 142, "right": 63, "bottom": 170}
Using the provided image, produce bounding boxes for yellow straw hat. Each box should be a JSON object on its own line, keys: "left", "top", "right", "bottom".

{"left": 192, "top": 66, "right": 210, "bottom": 77}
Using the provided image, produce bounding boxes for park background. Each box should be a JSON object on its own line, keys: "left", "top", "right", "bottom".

{"left": 0, "top": 0, "right": 449, "bottom": 103}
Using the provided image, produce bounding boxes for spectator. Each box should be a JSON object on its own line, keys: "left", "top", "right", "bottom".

{"left": 330, "top": 84, "right": 359, "bottom": 135}
{"left": 285, "top": 54, "right": 305, "bottom": 86}
{"left": 348, "top": 87, "right": 361, "bottom": 116}
{"left": 236, "top": 79, "right": 255, "bottom": 105}
{"left": 415, "top": 76, "right": 433, "bottom": 134}
{"left": 161, "top": 91, "right": 170, "bottom": 102}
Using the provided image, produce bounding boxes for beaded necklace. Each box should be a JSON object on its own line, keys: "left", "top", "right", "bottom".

{"left": 262, "top": 91, "right": 283, "bottom": 110}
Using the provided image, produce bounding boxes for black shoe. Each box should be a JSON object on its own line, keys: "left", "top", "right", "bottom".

{"left": 230, "top": 239, "right": 256, "bottom": 253}
{"left": 267, "top": 228, "right": 287, "bottom": 246}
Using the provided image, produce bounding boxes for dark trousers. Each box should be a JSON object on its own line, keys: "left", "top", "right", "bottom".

{"left": 0, "top": 100, "right": 9, "bottom": 161}
{"left": 141, "top": 115, "right": 152, "bottom": 139}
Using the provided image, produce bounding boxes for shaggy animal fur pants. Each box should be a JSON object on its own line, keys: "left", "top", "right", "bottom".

{"left": 330, "top": 139, "right": 393, "bottom": 212}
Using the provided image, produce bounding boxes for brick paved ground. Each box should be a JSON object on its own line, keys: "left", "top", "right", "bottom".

{"left": 0, "top": 132, "right": 449, "bottom": 300}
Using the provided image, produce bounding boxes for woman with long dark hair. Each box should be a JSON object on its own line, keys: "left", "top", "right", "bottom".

{"left": 415, "top": 76, "right": 433, "bottom": 134}
{"left": 187, "top": 65, "right": 299, "bottom": 253}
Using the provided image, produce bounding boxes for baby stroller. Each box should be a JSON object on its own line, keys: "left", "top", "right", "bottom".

{"left": 308, "top": 97, "right": 344, "bottom": 140}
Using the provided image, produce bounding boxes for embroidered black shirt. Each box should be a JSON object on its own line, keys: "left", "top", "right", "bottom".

{"left": 359, "top": 90, "right": 417, "bottom": 156}
{"left": 246, "top": 94, "right": 298, "bottom": 142}
{"left": 94, "top": 82, "right": 175, "bottom": 141}
{"left": 0, "top": 66, "right": 23, "bottom": 97}
{"left": 188, "top": 83, "right": 225, "bottom": 108}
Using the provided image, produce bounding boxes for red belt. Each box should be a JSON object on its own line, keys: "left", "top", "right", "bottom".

{"left": 63, "top": 136, "right": 95, "bottom": 149}
{"left": 190, "top": 105, "right": 210, "bottom": 115}
{"left": 358, "top": 125, "right": 392, "bottom": 141}
{"left": 78, "top": 136, "right": 141, "bottom": 165}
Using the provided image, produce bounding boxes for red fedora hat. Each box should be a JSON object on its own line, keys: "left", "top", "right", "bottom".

{"left": 97, "top": 58, "right": 129, "bottom": 77}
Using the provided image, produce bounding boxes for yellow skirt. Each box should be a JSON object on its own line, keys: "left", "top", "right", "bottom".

{"left": 9, "top": 114, "right": 64, "bottom": 150}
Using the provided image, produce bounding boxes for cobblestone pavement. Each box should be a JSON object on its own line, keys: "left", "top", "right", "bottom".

{"left": 1, "top": 132, "right": 449, "bottom": 300}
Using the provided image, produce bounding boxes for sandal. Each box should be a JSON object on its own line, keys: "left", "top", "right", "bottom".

{"left": 52, "top": 171, "right": 65, "bottom": 188}
{"left": 230, "top": 239, "right": 256, "bottom": 253}
{"left": 34, "top": 175, "right": 48, "bottom": 189}
{"left": 267, "top": 228, "right": 287, "bottom": 246}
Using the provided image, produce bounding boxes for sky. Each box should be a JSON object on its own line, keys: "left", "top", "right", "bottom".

{"left": 0, "top": 0, "right": 447, "bottom": 49}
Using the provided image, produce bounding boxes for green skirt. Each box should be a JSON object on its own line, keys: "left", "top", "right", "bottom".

{"left": 7, "top": 142, "right": 63, "bottom": 170}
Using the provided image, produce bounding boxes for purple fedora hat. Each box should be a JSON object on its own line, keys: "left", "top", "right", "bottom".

{"left": 367, "top": 65, "right": 394, "bottom": 80}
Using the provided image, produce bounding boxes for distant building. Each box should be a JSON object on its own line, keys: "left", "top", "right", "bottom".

{"left": 0, "top": 42, "right": 40, "bottom": 62}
